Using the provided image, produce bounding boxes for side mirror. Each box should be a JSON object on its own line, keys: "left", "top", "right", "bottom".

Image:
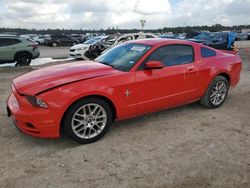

{"left": 144, "top": 61, "right": 164, "bottom": 69}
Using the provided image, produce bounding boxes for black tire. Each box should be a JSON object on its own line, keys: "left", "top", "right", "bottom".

{"left": 52, "top": 42, "right": 58, "bottom": 47}
{"left": 15, "top": 53, "right": 32, "bottom": 66}
{"left": 63, "top": 97, "right": 113, "bottom": 144}
{"left": 200, "top": 76, "right": 229, "bottom": 108}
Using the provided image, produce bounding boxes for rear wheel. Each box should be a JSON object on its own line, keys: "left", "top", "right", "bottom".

{"left": 63, "top": 97, "right": 113, "bottom": 144}
{"left": 200, "top": 76, "right": 229, "bottom": 108}
{"left": 15, "top": 53, "right": 32, "bottom": 66}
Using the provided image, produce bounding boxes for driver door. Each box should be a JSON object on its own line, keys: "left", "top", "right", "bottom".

{"left": 135, "top": 44, "right": 198, "bottom": 115}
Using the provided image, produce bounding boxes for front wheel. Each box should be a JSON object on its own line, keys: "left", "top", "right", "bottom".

{"left": 63, "top": 97, "right": 113, "bottom": 144}
{"left": 52, "top": 42, "right": 58, "bottom": 47}
{"left": 200, "top": 76, "right": 229, "bottom": 108}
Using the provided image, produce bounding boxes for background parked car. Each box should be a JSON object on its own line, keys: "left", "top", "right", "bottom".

{"left": 235, "top": 32, "right": 248, "bottom": 41}
{"left": 45, "top": 34, "right": 79, "bottom": 47}
{"left": 204, "top": 32, "right": 236, "bottom": 50}
{"left": 33, "top": 35, "right": 49, "bottom": 45}
{"left": 177, "top": 33, "right": 187, "bottom": 39}
{"left": 188, "top": 32, "right": 216, "bottom": 44}
{"left": 188, "top": 32, "right": 236, "bottom": 51}
{"left": 158, "top": 33, "right": 176, "bottom": 39}
{"left": 69, "top": 36, "right": 109, "bottom": 59}
{"left": 111, "top": 32, "right": 157, "bottom": 46}
{"left": 0, "top": 34, "right": 40, "bottom": 66}
{"left": 69, "top": 34, "right": 87, "bottom": 43}
{"left": 82, "top": 33, "right": 157, "bottom": 60}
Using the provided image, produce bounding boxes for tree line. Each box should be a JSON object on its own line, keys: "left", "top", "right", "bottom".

{"left": 0, "top": 24, "right": 250, "bottom": 35}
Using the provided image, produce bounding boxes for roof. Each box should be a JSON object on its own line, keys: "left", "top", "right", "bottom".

{"left": 129, "top": 38, "right": 199, "bottom": 46}
{"left": 0, "top": 34, "right": 18, "bottom": 37}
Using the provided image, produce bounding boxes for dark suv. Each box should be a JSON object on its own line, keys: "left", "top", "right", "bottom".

{"left": 45, "top": 35, "right": 79, "bottom": 47}
{"left": 0, "top": 35, "right": 40, "bottom": 66}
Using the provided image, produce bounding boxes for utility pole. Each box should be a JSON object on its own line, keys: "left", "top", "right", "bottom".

{"left": 140, "top": 19, "right": 146, "bottom": 31}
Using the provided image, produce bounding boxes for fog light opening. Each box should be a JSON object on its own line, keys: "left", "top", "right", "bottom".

{"left": 25, "top": 123, "right": 35, "bottom": 129}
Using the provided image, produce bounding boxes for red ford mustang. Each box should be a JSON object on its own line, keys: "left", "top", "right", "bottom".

{"left": 7, "top": 39, "right": 242, "bottom": 144}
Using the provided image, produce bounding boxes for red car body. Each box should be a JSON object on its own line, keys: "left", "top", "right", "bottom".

{"left": 7, "top": 39, "right": 242, "bottom": 139}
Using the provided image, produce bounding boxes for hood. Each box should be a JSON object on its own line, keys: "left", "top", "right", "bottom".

{"left": 71, "top": 44, "right": 90, "bottom": 49}
{"left": 13, "top": 61, "right": 120, "bottom": 95}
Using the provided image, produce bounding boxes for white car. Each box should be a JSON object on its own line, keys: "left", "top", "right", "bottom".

{"left": 111, "top": 32, "right": 157, "bottom": 46}
{"left": 33, "top": 35, "right": 49, "bottom": 45}
{"left": 69, "top": 36, "right": 108, "bottom": 59}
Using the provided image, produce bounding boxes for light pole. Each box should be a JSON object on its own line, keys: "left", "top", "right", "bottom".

{"left": 140, "top": 19, "right": 146, "bottom": 31}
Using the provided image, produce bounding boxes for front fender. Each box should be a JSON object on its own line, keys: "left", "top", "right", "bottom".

{"left": 38, "top": 71, "right": 137, "bottom": 125}
{"left": 38, "top": 83, "right": 116, "bottom": 121}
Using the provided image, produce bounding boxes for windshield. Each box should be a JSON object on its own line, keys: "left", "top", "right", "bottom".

{"left": 95, "top": 43, "right": 151, "bottom": 72}
{"left": 84, "top": 37, "right": 103, "bottom": 44}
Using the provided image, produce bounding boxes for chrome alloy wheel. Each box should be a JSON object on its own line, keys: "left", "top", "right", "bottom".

{"left": 71, "top": 103, "right": 107, "bottom": 139}
{"left": 210, "top": 80, "right": 227, "bottom": 106}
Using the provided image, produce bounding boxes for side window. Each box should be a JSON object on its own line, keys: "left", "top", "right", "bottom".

{"left": 0, "top": 39, "right": 6, "bottom": 47}
{"left": 11, "top": 39, "right": 21, "bottom": 45}
{"left": 118, "top": 36, "right": 133, "bottom": 43}
{"left": 0, "top": 38, "right": 21, "bottom": 47}
{"left": 134, "top": 35, "right": 139, "bottom": 39}
{"left": 146, "top": 45, "right": 194, "bottom": 66}
{"left": 65, "top": 35, "right": 71, "bottom": 39}
{"left": 201, "top": 47, "right": 216, "bottom": 57}
{"left": 56, "top": 35, "right": 63, "bottom": 39}
{"left": 146, "top": 35, "right": 154, "bottom": 38}
{"left": 59, "top": 35, "right": 65, "bottom": 39}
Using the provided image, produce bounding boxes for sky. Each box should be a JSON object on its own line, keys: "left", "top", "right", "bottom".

{"left": 0, "top": 0, "right": 250, "bottom": 29}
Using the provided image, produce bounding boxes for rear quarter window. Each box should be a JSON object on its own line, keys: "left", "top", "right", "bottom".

{"left": 26, "top": 39, "right": 36, "bottom": 43}
{"left": 201, "top": 47, "right": 216, "bottom": 57}
{"left": 0, "top": 38, "right": 21, "bottom": 47}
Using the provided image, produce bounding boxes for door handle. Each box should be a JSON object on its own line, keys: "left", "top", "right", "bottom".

{"left": 186, "top": 65, "right": 195, "bottom": 72}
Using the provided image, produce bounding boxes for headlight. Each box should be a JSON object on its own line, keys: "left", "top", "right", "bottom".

{"left": 25, "top": 96, "right": 48, "bottom": 108}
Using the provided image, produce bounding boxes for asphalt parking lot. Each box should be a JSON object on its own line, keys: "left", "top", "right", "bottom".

{"left": 0, "top": 42, "right": 250, "bottom": 187}
{"left": 39, "top": 46, "right": 70, "bottom": 59}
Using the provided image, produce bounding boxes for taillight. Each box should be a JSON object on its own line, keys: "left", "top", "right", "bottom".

{"left": 28, "top": 44, "right": 38, "bottom": 48}
{"left": 233, "top": 44, "right": 239, "bottom": 55}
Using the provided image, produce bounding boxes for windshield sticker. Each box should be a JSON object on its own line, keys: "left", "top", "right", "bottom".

{"left": 131, "top": 46, "right": 146, "bottom": 52}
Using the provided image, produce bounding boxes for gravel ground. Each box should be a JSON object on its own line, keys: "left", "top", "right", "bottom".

{"left": 0, "top": 49, "right": 249, "bottom": 188}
